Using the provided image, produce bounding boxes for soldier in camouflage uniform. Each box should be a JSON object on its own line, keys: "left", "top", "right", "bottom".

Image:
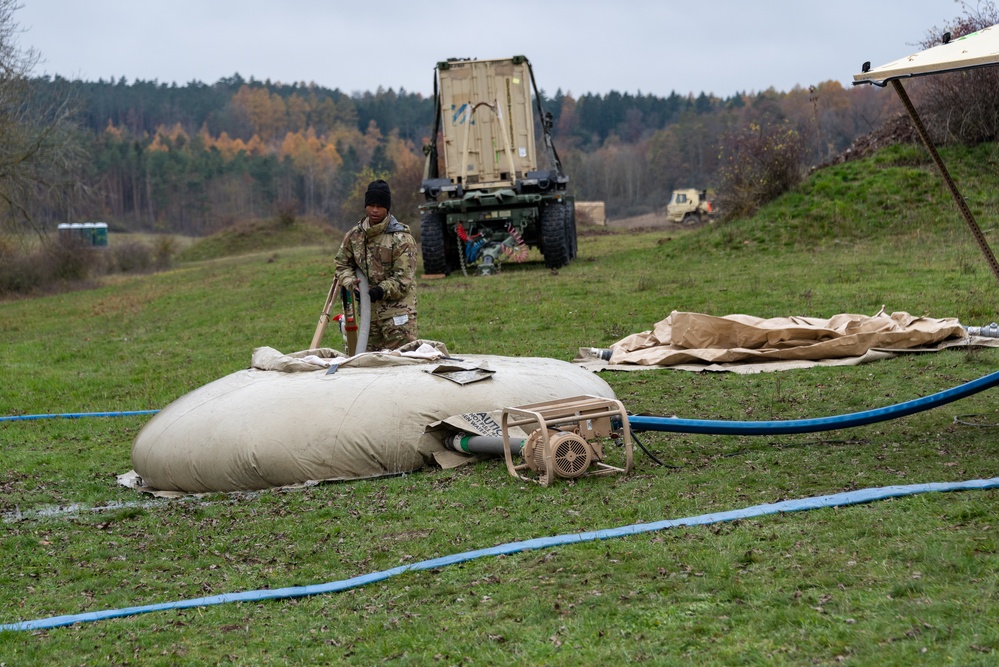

{"left": 333, "top": 180, "right": 418, "bottom": 351}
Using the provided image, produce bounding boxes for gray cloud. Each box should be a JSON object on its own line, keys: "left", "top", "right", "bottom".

{"left": 20, "top": 0, "right": 956, "bottom": 97}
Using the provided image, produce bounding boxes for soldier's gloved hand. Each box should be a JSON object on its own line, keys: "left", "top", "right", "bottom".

{"left": 340, "top": 278, "right": 355, "bottom": 294}
{"left": 368, "top": 285, "right": 385, "bottom": 302}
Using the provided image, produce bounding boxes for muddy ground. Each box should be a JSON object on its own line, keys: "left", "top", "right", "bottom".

{"left": 582, "top": 211, "right": 705, "bottom": 234}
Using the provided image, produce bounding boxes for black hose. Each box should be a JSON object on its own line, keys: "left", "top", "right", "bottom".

{"left": 630, "top": 431, "right": 680, "bottom": 469}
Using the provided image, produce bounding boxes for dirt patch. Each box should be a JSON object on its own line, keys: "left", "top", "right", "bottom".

{"left": 603, "top": 212, "right": 704, "bottom": 231}
{"left": 821, "top": 113, "right": 920, "bottom": 167}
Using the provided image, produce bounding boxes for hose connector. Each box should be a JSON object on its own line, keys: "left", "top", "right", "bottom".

{"left": 965, "top": 322, "right": 999, "bottom": 338}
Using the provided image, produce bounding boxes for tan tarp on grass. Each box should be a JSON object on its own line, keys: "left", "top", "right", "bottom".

{"left": 125, "top": 342, "right": 617, "bottom": 494}
{"left": 576, "top": 310, "right": 980, "bottom": 373}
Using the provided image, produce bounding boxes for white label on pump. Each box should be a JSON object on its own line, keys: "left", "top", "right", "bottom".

{"left": 393, "top": 314, "right": 409, "bottom": 326}
{"left": 519, "top": 147, "right": 527, "bottom": 157}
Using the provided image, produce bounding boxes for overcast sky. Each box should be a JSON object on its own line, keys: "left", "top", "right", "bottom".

{"left": 18, "top": 1, "right": 960, "bottom": 99}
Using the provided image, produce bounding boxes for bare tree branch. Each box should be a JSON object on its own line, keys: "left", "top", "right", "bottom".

{"left": 0, "top": 0, "right": 90, "bottom": 239}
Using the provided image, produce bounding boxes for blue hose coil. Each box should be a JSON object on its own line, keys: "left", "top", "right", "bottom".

{"left": 466, "top": 238, "right": 485, "bottom": 263}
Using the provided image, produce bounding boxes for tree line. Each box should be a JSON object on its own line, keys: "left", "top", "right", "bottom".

{"left": 22, "top": 73, "right": 905, "bottom": 234}
{"left": 8, "top": 0, "right": 998, "bottom": 239}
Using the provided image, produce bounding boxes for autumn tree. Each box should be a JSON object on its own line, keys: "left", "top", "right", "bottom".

{"left": 715, "top": 120, "right": 806, "bottom": 220}
{"left": 913, "top": 0, "right": 999, "bottom": 144}
{"left": 384, "top": 131, "right": 425, "bottom": 221}
{"left": 230, "top": 85, "right": 287, "bottom": 142}
{"left": 647, "top": 108, "right": 726, "bottom": 200}
{"left": 339, "top": 166, "right": 391, "bottom": 225}
{"left": 563, "top": 135, "right": 657, "bottom": 216}
{"left": 280, "top": 127, "right": 343, "bottom": 216}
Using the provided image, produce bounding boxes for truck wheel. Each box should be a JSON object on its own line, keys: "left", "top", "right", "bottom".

{"left": 682, "top": 213, "right": 698, "bottom": 225}
{"left": 420, "top": 211, "right": 450, "bottom": 275}
{"left": 566, "top": 200, "right": 578, "bottom": 260}
{"left": 540, "top": 201, "right": 570, "bottom": 269}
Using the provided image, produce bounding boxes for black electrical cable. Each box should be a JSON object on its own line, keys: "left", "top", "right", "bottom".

{"left": 629, "top": 430, "right": 679, "bottom": 468}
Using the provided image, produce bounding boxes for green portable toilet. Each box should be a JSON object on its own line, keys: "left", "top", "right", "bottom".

{"left": 94, "top": 222, "right": 108, "bottom": 247}
{"left": 57, "top": 223, "right": 71, "bottom": 243}
{"left": 82, "top": 222, "right": 96, "bottom": 246}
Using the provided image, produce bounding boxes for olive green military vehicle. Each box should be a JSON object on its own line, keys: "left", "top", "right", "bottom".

{"left": 418, "top": 56, "right": 576, "bottom": 275}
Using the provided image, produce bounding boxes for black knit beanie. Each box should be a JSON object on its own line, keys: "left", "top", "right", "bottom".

{"left": 364, "top": 180, "right": 391, "bottom": 210}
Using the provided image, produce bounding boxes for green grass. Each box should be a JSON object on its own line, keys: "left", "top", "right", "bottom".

{"left": 175, "top": 216, "right": 340, "bottom": 262}
{"left": 3, "top": 143, "right": 999, "bottom": 664}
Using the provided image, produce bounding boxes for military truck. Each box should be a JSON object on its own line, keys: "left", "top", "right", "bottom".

{"left": 418, "top": 56, "right": 576, "bottom": 276}
{"left": 666, "top": 188, "right": 713, "bottom": 224}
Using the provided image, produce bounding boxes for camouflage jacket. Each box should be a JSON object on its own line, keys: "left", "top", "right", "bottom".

{"left": 333, "top": 215, "right": 418, "bottom": 322}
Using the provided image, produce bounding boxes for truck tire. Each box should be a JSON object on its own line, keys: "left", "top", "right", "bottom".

{"left": 566, "top": 200, "right": 578, "bottom": 260}
{"left": 682, "top": 213, "right": 698, "bottom": 225}
{"left": 420, "top": 211, "right": 450, "bottom": 275}
{"left": 540, "top": 201, "right": 570, "bottom": 269}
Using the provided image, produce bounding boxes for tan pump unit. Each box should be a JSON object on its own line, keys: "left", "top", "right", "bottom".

{"left": 501, "top": 395, "right": 633, "bottom": 486}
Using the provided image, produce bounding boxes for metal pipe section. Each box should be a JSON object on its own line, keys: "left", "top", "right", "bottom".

{"left": 628, "top": 369, "right": 999, "bottom": 436}
{"left": 965, "top": 323, "right": 999, "bottom": 338}
{"left": 890, "top": 78, "right": 999, "bottom": 286}
{"left": 446, "top": 433, "right": 524, "bottom": 456}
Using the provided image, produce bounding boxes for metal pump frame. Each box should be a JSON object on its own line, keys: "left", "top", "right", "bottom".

{"left": 501, "top": 395, "right": 633, "bottom": 486}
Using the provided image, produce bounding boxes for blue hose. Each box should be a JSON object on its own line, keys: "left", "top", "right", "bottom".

{"left": 628, "top": 368, "right": 999, "bottom": 435}
{"left": 0, "top": 410, "right": 160, "bottom": 423}
{"left": 3, "top": 476, "right": 997, "bottom": 632}
{"left": 466, "top": 238, "right": 485, "bottom": 263}
{"left": 3, "top": 371, "right": 999, "bottom": 631}
{"left": 6, "top": 369, "right": 998, "bottom": 432}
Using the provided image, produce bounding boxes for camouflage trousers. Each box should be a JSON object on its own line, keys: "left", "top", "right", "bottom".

{"left": 367, "top": 312, "right": 418, "bottom": 351}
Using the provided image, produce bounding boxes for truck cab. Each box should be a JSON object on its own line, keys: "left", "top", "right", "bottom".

{"left": 666, "top": 188, "right": 712, "bottom": 224}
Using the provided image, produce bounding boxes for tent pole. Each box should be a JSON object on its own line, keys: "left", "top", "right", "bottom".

{"left": 891, "top": 78, "right": 999, "bottom": 285}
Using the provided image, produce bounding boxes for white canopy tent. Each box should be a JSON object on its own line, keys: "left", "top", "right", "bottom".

{"left": 852, "top": 24, "right": 999, "bottom": 284}
{"left": 853, "top": 24, "right": 999, "bottom": 85}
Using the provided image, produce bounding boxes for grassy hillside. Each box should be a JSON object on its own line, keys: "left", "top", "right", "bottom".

{"left": 2, "top": 143, "right": 999, "bottom": 664}
{"left": 175, "top": 216, "right": 341, "bottom": 262}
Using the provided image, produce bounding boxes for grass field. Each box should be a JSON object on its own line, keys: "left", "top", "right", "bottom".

{"left": 2, "top": 142, "right": 999, "bottom": 665}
